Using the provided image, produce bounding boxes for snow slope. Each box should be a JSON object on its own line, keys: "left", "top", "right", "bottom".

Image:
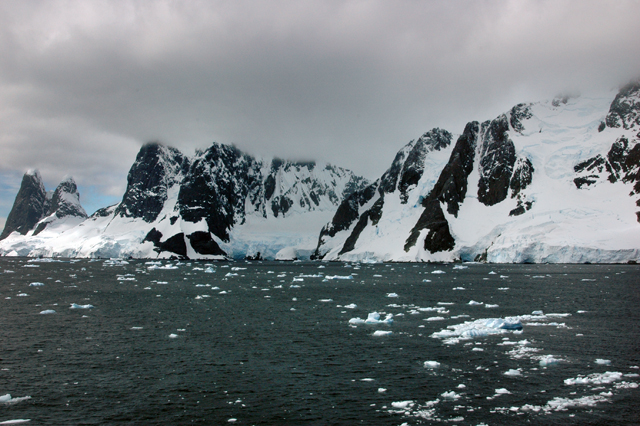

{"left": 315, "top": 83, "right": 640, "bottom": 263}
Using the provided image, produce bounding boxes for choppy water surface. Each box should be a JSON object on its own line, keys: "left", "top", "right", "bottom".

{"left": 0, "top": 258, "right": 638, "bottom": 425}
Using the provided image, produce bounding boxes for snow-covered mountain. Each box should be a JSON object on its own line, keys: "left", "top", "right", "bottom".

{"left": 313, "top": 81, "right": 640, "bottom": 263}
{"left": 2, "top": 82, "right": 639, "bottom": 263}
{"left": 0, "top": 142, "right": 369, "bottom": 260}
{"left": 0, "top": 172, "right": 87, "bottom": 241}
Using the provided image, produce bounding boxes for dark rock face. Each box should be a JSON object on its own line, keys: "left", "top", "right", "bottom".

{"left": 312, "top": 129, "right": 451, "bottom": 258}
{"left": 90, "top": 205, "right": 117, "bottom": 218}
{"left": 187, "top": 231, "right": 226, "bottom": 256}
{"left": 115, "top": 143, "right": 189, "bottom": 223}
{"left": 339, "top": 196, "right": 384, "bottom": 255}
{"left": 574, "top": 80, "right": 640, "bottom": 222}
{"left": 509, "top": 157, "right": 534, "bottom": 197}
{"left": 477, "top": 115, "right": 517, "bottom": 206}
{"left": 574, "top": 136, "right": 640, "bottom": 194}
{"left": 405, "top": 122, "right": 479, "bottom": 253}
{"left": 398, "top": 128, "right": 452, "bottom": 203}
{"left": 314, "top": 182, "right": 378, "bottom": 248}
{"left": 509, "top": 103, "right": 533, "bottom": 134}
{"left": 33, "top": 177, "right": 88, "bottom": 235}
{"left": 178, "top": 143, "right": 259, "bottom": 242}
{"left": 1, "top": 171, "right": 50, "bottom": 239}
{"left": 143, "top": 228, "right": 189, "bottom": 258}
{"left": 46, "top": 177, "right": 87, "bottom": 219}
{"left": 606, "top": 80, "right": 640, "bottom": 130}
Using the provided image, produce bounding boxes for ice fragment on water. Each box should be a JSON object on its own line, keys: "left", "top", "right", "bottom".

{"left": 424, "top": 361, "right": 441, "bottom": 369}
{"left": 70, "top": 303, "right": 94, "bottom": 309}
{"left": 39, "top": 310, "right": 56, "bottom": 314}
{"left": 595, "top": 359, "right": 611, "bottom": 365}
{"left": 372, "top": 330, "right": 392, "bottom": 336}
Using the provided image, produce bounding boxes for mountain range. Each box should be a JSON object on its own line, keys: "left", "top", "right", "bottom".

{"left": 1, "top": 81, "right": 639, "bottom": 263}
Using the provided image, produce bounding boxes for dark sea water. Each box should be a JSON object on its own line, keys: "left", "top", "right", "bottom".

{"left": 0, "top": 258, "right": 638, "bottom": 425}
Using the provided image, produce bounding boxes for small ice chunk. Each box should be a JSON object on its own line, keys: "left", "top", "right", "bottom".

{"left": 424, "top": 361, "right": 441, "bottom": 369}
{"left": 70, "top": 303, "right": 94, "bottom": 309}
{"left": 386, "top": 293, "right": 398, "bottom": 298}
{"left": 539, "top": 356, "right": 562, "bottom": 366}
{"left": 378, "top": 388, "right": 387, "bottom": 393}
{"left": 323, "top": 275, "right": 353, "bottom": 280}
{"left": 440, "top": 391, "right": 461, "bottom": 400}
{"left": 372, "top": 330, "right": 392, "bottom": 336}
{"left": 595, "top": 359, "right": 612, "bottom": 365}
{"left": 485, "top": 304, "right": 499, "bottom": 308}
{"left": 29, "top": 282, "right": 44, "bottom": 286}
{"left": 495, "top": 388, "right": 511, "bottom": 395}
{"left": 431, "top": 270, "right": 445, "bottom": 274}
{"left": 344, "top": 303, "right": 357, "bottom": 309}
{"left": 468, "top": 300, "right": 483, "bottom": 305}
{"left": 504, "top": 369, "right": 522, "bottom": 376}
{"left": 531, "top": 310, "right": 544, "bottom": 315}
{"left": 426, "top": 316, "right": 445, "bottom": 321}
{"left": 39, "top": 310, "right": 56, "bottom": 315}
{"left": 391, "top": 400, "right": 414, "bottom": 409}
{"left": 168, "top": 334, "right": 179, "bottom": 339}
{"left": 0, "top": 420, "right": 31, "bottom": 424}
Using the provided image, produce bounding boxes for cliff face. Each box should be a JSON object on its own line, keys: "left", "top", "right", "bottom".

{"left": 314, "top": 83, "right": 640, "bottom": 263}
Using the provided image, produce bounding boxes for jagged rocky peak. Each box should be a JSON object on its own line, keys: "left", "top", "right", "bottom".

{"left": 398, "top": 128, "right": 452, "bottom": 203}
{"left": 178, "top": 142, "right": 259, "bottom": 242}
{"left": 574, "top": 81, "right": 640, "bottom": 221}
{"left": 47, "top": 176, "right": 87, "bottom": 219}
{"left": 1, "top": 171, "right": 89, "bottom": 239}
{"left": 404, "top": 122, "right": 480, "bottom": 253}
{"left": 115, "top": 142, "right": 189, "bottom": 222}
{"left": 0, "top": 170, "right": 49, "bottom": 239}
{"left": 606, "top": 80, "right": 640, "bottom": 130}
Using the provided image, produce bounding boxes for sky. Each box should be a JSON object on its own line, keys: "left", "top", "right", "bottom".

{"left": 1, "top": 0, "right": 640, "bottom": 225}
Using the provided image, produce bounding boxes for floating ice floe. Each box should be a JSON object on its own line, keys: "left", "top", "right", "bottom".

{"left": 485, "top": 304, "right": 499, "bottom": 308}
{"left": 423, "top": 361, "right": 441, "bottom": 369}
{"left": 431, "top": 317, "right": 523, "bottom": 344}
{"left": 504, "top": 368, "right": 522, "bottom": 376}
{"left": 0, "top": 419, "right": 31, "bottom": 424}
{"left": 148, "top": 264, "right": 178, "bottom": 270}
{"left": 387, "top": 293, "right": 398, "bottom": 298}
{"left": 39, "top": 310, "right": 56, "bottom": 315}
{"left": 168, "top": 334, "right": 179, "bottom": 339}
{"left": 28, "top": 282, "right": 44, "bottom": 286}
{"left": 344, "top": 303, "right": 357, "bottom": 309}
{"left": 468, "top": 300, "right": 483, "bottom": 305}
{"left": 564, "top": 371, "right": 623, "bottom": 385}
{"left": 539, "top": 355, "right": 563, "bottom": 366}
{"left": 372, "top": 330, "right": 392, "bottom": 336}
{"left": 452, "top": 265, "right": 468, "bottom": 270}
{"left": 349, "top": 312, "right": 393, "bottom": 325}
{"left": 440, "top": 391, "right": 461, "bottom": 400}
{"left": 431, "top": 270, "right": 445, "bottom": 274}
{"left": 595, "top": 358, "right": 612, "bottom": 365}
{"left": 70, "top": 303, "right": 94, "bottom": 309}
{"left": 0, "top": 394, "right": 31, "bottom": 404}
{"left": 323, "top": 275, "right": 354, "bottom": 281}
{"left": 425, "top": 316, "right": 445, "bottom": 321}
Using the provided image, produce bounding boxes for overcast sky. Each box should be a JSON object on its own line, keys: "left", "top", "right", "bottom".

{"left": 1, "top": 0, "right": 640, "bottom": 223}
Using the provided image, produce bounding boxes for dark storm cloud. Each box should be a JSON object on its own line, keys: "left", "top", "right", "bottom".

{"left": 1, "top": 0, "right": 639, "bottom": 216}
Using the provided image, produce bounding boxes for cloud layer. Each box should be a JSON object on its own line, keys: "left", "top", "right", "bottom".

{"left": 1, "top": 0, "right": 639, "bottom": 215}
